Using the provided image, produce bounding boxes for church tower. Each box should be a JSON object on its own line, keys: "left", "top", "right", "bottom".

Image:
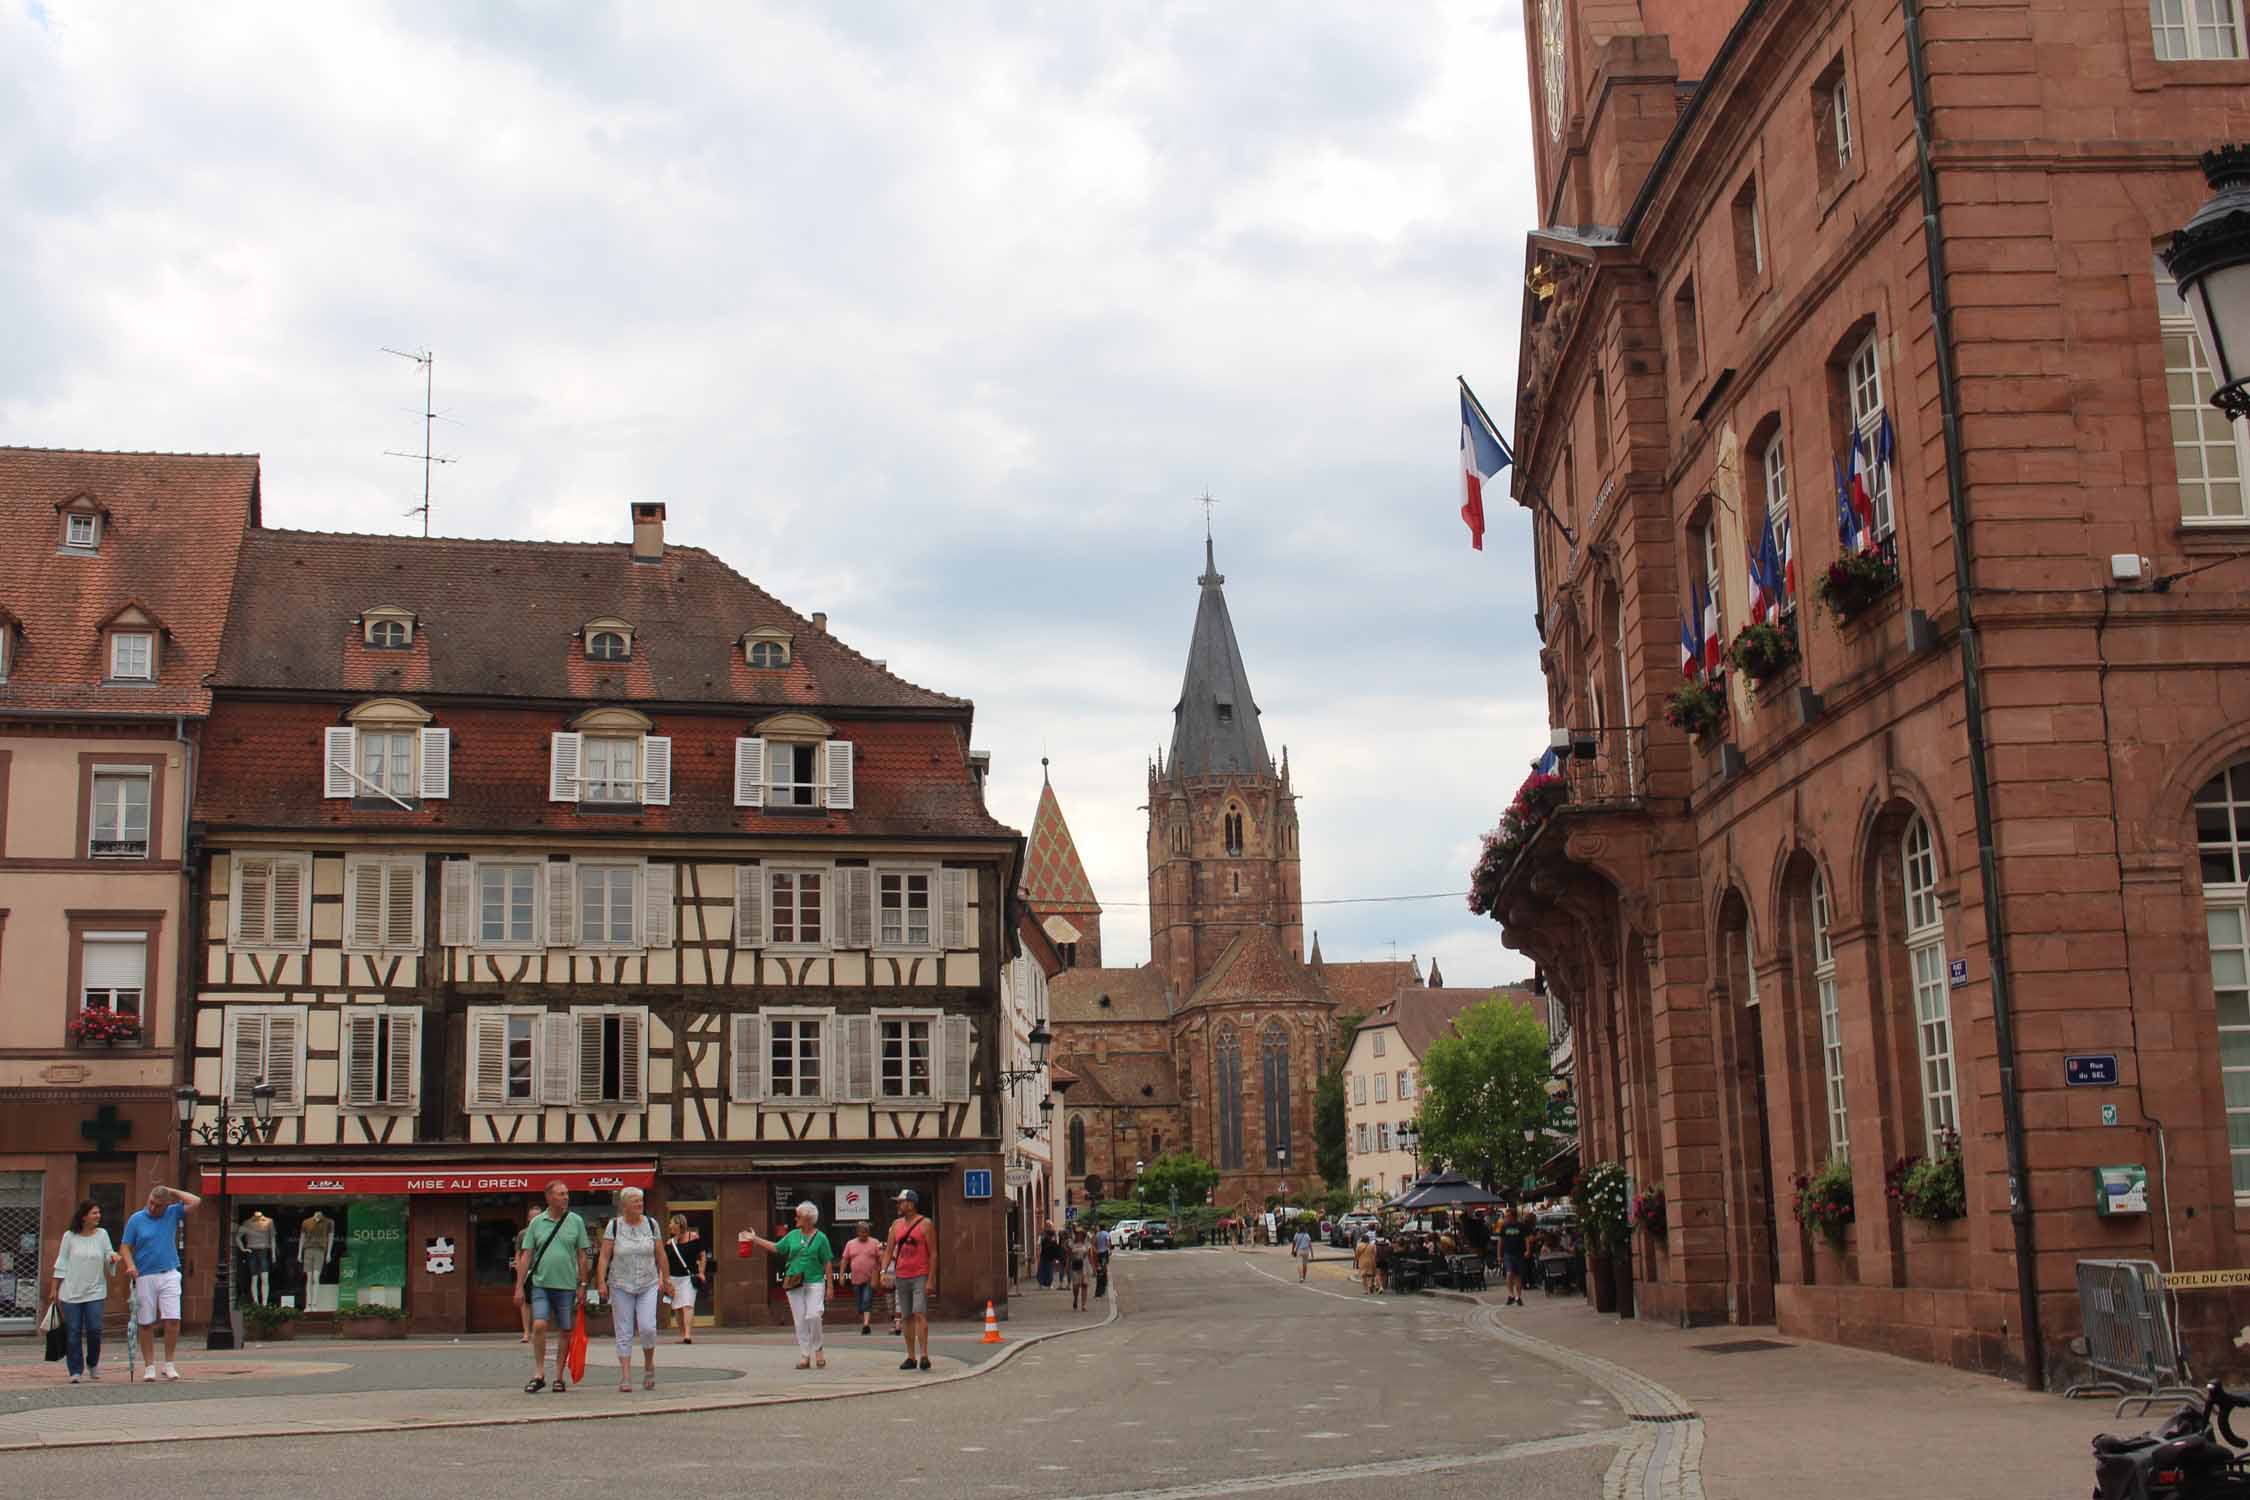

{"left": 1147, "top": 539, "right": 1304, "bottom": 999}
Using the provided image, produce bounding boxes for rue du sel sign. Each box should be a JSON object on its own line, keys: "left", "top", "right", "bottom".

{"left": 2066, "top": 1054, "right": 2120, "bottom": 1088}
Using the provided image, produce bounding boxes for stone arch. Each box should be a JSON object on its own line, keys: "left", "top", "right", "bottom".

{"left": 1711, "top": 883, "right": 1779, "bottom": 1324}
{"left": 2155, "top": 726, "right": 2250, "bottom": 862}
{"left": 1260, "top": 1019, "right": 1293, "bottom": 1170}
{"left": 1214, "top": 1024, "right": 1245, "bottom": 1171}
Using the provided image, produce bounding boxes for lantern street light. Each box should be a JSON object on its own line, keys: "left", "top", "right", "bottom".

{"left": 1397, "top": 1121, "right": 1421, "bottom": 1179}
{"left": 174, "top": 1078, "right": 273, "bottom": 1350}
{"left": 2161, "top": 145, "right": 2250, "bottom": 422}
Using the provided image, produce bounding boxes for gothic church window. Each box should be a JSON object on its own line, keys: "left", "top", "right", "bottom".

{"left": 1262, "top": 1021, "right": 1292, "bottom": 1167}
{"left": 1224, "top": 809, "right": 1245, "bottom": 856}
{"left": 1216, "top": 1026, "right": 1245, "bottom": 1170}
{"left": 1068, "top": 1115, "right": 1086, "bottom": 1176}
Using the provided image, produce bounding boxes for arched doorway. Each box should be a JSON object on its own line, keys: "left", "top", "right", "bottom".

{"left": 1716, "top": 889, "right": 1779, "bottom": 1323}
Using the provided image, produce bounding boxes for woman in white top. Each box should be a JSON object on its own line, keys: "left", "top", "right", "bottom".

{"left": 47, "top": 1200, "right": 119, "bottom": 1383}
{"left": 594, "top": 1188, "right": 672, "bottom": 1393}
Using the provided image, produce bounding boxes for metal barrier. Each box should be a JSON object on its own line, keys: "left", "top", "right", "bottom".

{"left": 2065, "top": 1259, "right": 2199, "bottom": 1415}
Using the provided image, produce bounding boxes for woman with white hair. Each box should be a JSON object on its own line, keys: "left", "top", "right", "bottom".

{"left": 594, "top": 1187, "right": 673, "bottom": 1392}
{"left": 746, "top": 1201, "right": 835, "bottom": 1370}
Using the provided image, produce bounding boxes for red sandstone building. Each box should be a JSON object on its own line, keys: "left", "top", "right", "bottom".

{"left": 1493, "top": 0, "right": 2250, "bottom": 1382}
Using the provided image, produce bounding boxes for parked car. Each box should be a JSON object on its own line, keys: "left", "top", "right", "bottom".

{"left": 1138, "top": 1222, "right": 1174, "bottom": 1249}
{"left": 1110, "top": 1219, "right": 1144, "bottom": 1248}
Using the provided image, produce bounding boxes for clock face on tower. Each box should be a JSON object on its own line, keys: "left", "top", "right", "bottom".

{"left": 1542, "top": 0, "right": 1567, "bottom": 142}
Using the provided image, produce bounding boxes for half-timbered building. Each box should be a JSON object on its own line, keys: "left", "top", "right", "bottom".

{"left": 179, "top": 503, "right": 1024, "bottom": 1332}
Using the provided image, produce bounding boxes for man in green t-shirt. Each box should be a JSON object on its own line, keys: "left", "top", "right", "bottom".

{"left": 512, "top": 1180, "right": 591, "bottom": 1393}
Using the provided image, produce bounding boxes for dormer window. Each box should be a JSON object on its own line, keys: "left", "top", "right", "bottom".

{"left": 326, "top": 698, "right": 449, "bottom": 805}
{"left": 109, "top": 632, "right": 154, "bottom": 682}
{"left": 743, "top": 627, "right": 793, "bottom": 669}
{"left": 734, "top": 712, "right": 853, "bottom": 812}
{"left": 66, "top": 513, "right": 98, "bottom": 549}
{"left": 361, "top": 605, "right": 416, "bottom": 650}
{"left": 582, "top": 618, "right": 634, "bottom": 662}
{"left": 550, "top": 707, "right": 670, "bottom": 808}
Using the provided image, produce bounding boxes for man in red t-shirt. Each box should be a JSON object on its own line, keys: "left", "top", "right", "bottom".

{"left": 838, "top": 1221, "right": 885, "bottom": 1337}
{"left": 884, "top": 1190, "right": 936, "bottom": 1371}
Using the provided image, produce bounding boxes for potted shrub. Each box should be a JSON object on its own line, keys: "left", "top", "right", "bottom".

{"left": 1791, "top": 1155, "right": 1856, "bottom": 1250}
{"left": 244, "top": 1304, "right": 299, "bottom": 1341}
{"left": 1631, "top": 1184, "right": 1667, "bottom": 1239}
{"left": 1664, "top": 678, "right": 1727, "bottom": 740}
{"left": 1575, "top": 1161, "right": 1632, "bottom": 1313}
{"left": 338, "top": 1303, "right": 410, "bottom": 1339}
{"left": 1817, "top": 551, "right": 1898, "bottom": 623}
{"left": 1517, "top": 770, "right": 1569, "bottom": 817}
{"left": 1723, "top": 620, "right": 1799, "bottom": 690}
{"left": 67, "top": 1008, "right": 142, "bottom": 1047}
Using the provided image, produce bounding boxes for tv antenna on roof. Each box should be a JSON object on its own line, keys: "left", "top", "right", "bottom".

{"left": 382, "top": 347, "right": 457, "bottom": 537}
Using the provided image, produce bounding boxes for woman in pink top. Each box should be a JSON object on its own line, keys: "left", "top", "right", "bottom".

{"left": 839, "top": 1221, "right": 885, "bottom": 1337}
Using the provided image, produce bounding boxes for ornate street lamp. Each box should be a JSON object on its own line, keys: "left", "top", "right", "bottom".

{"left": 175, "top": 1078, "right": 272, "bottom": 1350}
{"left": 1397, "top": 1121, "right": 1420, "bottom": 1179}
{"left": 2162, "top": 145, "right": 2250, "bottom": 422}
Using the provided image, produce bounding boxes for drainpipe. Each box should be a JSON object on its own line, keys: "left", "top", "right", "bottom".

{"left": 172, "top": 715, "right": 200, "bottom": 1185}
{"left": 1901, "top": 0, "right": 2044, "bottom": 1389}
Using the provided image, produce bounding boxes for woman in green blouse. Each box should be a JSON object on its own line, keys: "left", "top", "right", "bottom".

{"left": 747, "top": 1201, "right": 836, "bottom": 1369}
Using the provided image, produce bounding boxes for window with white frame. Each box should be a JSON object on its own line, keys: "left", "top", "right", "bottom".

{"left": 231, "top": 853, "right": 310, "bottom": 950}
{"left": 748, "top": 639, "right": 786, "bottom": 669}
{"left": 2195, "top": 763, "right": 2250, "bottom": 1199}
{"left": 65, "top": 512, "right": 99, "bottom": 549}
{"left": 466, "top": 1009, "right": 542, "bottom": 1107}
{"left": 109, "top": 631, "right": 154, "bottom": 681}
{"left": 577, "top": 864, "right": 639, "bottom": 948}
{"left": 1811, "top": 869, "right": 1848, "bottom": 1157}
{"left": 1373, "top": 1072, "right": 1388, "bottom": 1103}
{"left": 1355, "top": 1123, "right": 1370, "bottom": 1154}
{"left": 478, "top": 863, "right": 539, "bottom": 947}
{"left": 1848, "top": 334, "right": 1894, "bottom": 539}
{"left": 878, "top": 868, "right": 933, "bottom": 947}
{"left": 2158, "top": 262, "right": 2250, "bottom": 522}
{"left": 368, "top": 617, "right": 409, "bottom": 649}
{"left": 224, "top": 1006, "right": 305, "bottom": 1114}
{"left": 1763, "top": 431, "right": 1793, "bottom": 615}
{"left": 2151, "top": 0, "right": 2246, "bottom": 58}
{"left": 767, "top": 741, "right": 821, "bottom": 808}
{"left": 768, "top": 867, "right": 824, "bottom": 947}
{"left": 89, "top": 770, "right": 151, "bottom": 858}
{"left": 1828, "top": 74, "right": 1853, "bottom": 169}
{"left": 345, "top": 856, "right": 421, "bottom": 951}
{"left": 1372, "top": 1032, "right": 1387, "bottom": 1058}
{"left": 581, "top": 735, "right": 640, "bottom": 803}
{"left": 341, "top": 1007, "right": 420, "bottom": 1109}
{"left": 575, "top": 1006, "right": 647, "bottom": 1106}
{"left": 1398, "top": 1068, "right": 1412, "bottom": 1100}
{"left": 879, "top": 1014, "right": 935, "bottom": 1099}
{"left": 80, "top": 933, "right": 146, "bottom": 1019}
{"left": 1352, "top": 1072, "right": 1367, "bottom": 1106}
{"left": 1901, "top": 815, "right": 1957, "bottom": 1153}
{"left": 769, "top": 1012, "right": 826, "bottom": 1099}
{"left": 359, "top": 729, "right": 418, "bottom": 800}
{"left": 587, "top": 630, "right": 629, "bottom": 661}
{"left": 1378, "top": 1122, "right": 1393, "bottom": 1153}
{"left": 1697, "top": 512, "right": 1725, "bottom": 646}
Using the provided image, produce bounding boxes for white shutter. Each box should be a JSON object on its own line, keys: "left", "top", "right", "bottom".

{"left": 343, "top": 1011, "right": 379, "bottom": 1108}
{"left": 469, "top": 1011, "right": 509, "bottom": 1108}
{"left": 756, "top": 1015, "right": 776, "bottom": 1102}
{"left": 324, "top": 727, "right": 357, "bottom": 799}
{"left": 842, "top": 866, "right": 873, "bottom": 948}
{"left": 234, "top": 858, "right": 270, "bottom": 948}
{"left": 549, "top": 732, "right": 582, "bottom": 802}
{"left": 384, "top": 862, "right": 419, "bottom": 950}
{"left": 825, "top": 739, "right": 855, "bottom": 810}
{"left": 270, "top": 858, "right": 308, "bottom": 949}
{"left": 265, "top": 1009, "right": 304, "bottom": 1111}
{"left": 734, "top": 738, "right": 765, "bottom": 807}
{"left": 731, "top": 1013, "right": 762, "bottom": 1102}
{"left": 348, "top": 861, "right": 384, "bottom": 950}
{"left": 841, "top": 1013, "right": 875, "bottom": 1102}
{"left": 734, "top": 864, "right": 764, "bottom": 948}
{"left": 576, "top": 1010, "right": 604, "bottom": 1105}
{"left": 619, "top": 1008, "right": 647, "bottom": 1106}
{"left": 941, "top": 867, "right": 970, "bottom": 950}
{"left": 389, "top": 1009, "right": 420, "bottom": 1107}
{"left": 419, "top": 727, "right": 451, "bottom": 800}
{"left": 540, "top": 1012, "right": 577, "bottom": 1106}
{"left": 82, "top": 937, "right": 146, "bottom": 990}
{"left": 442, "top": 860, "right": 473, "bottom": 947}
{"left": 546, "top": 861, "right": 576, "bottom": 948}
{"left": 642, "top": 735, "right": 672, "bottom": 806}
{"left": 643, "top": 863, "right": 675, "bottom": 949}
{"left": 941, "top": 1014, "right": 974, "bottom": 1103}
{"left": 225, "top": 1010, "right": 265, "bottom": 1109}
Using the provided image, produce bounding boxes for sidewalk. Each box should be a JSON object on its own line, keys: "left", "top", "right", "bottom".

{"left": 1256, "top": 1244, "right": 2125, "bottom": 1499}
{"left": 0, "top": 1286, "right": 1112, "bottom": 1451}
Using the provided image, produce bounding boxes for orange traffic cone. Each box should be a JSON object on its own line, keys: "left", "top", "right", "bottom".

{"left": 981, "top": 1300, "right": 1003, "bottom": 1344}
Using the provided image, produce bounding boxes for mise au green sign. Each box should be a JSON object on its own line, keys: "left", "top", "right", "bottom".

{"left": 339, "top": 1198, "right": 408, "bottom": 1311}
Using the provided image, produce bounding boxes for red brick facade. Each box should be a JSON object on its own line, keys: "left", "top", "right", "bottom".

{"left": 1498, "top": 0, "right": 2250, "bottom": 1383}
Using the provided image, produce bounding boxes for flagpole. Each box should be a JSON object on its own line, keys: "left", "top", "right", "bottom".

{"left": 1460, "top": 375, "right": 1577, "bottom": 547}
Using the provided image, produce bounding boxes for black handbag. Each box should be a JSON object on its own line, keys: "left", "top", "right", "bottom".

{"left": 42, "top": 1306, "right": 66, "bottom": 1362}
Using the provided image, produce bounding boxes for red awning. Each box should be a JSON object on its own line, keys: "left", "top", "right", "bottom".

{"left": 196, "top": 1163, "right": 658, "bottom": 1196}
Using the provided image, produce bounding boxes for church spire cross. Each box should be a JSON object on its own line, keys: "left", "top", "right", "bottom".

{"left": 1197, "top": 492, "right": 1222, "bottom": 585}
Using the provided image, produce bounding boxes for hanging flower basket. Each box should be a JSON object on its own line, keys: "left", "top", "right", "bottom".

{"left": 1631, "top": 1184, "right": 1667, "bottom": 1238}
{"left": 1817, "top": 551, "right": 1898, "bottom": 623}
{"left": 1887, "top": 1129, "right": 1966, "bottom": 1223}
{"left": 1664, "top": 679, "right": 1727, "bottom": 739}
{"left": 68, "top": 1008, "right": 142, "bottom": 1045}
{"left": 1517, "top": 771, "right": 1569, "bottom": 817}
{"left": 1723, "top": 620, "right": 1799, "bottom": 688}
{"left": 1791, "top": 1155, "right": 1855, "bottom": 1249}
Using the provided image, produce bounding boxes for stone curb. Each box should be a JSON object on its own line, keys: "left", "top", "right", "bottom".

{"left": 0, "top": 1290, "right": 1123, "bottom": 1453}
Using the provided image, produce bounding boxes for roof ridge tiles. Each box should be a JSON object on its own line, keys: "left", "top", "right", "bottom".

{"left": 0, "top": 444, "right": 261, "bottom": 459}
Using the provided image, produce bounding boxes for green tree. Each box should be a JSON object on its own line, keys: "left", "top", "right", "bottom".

{"left": 1314, "top": 1010, "right": 1365, "bottom": 1189}
{"left": 1136, "top": 1152, "right": 1220, "bottom": 1207}
{"left": 1414, "top": 994, "right": 1554, "bottom": 1194}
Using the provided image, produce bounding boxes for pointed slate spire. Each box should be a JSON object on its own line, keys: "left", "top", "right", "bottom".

{"left": 1168, "top": 537, "right": 1272, "bottom": 778}
{"left": 1309, "top": 930, "right": 1324, "bottom": 966}
{"left": 1427, "top": 957, "right": 1445, "bottom": 988}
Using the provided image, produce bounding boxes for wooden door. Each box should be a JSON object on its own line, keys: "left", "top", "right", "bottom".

{"left": 466, "top": 1200, "right": 527, "bottom": 1333}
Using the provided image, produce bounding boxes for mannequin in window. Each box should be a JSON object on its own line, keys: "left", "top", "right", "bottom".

{"left": 238, "top": 1212, "right": 276, "bottom": 1306}
{"left": 299, "top": 1211, "right": 336, "bottom": 1291}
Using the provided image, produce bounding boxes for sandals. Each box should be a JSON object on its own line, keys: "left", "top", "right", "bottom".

{"left": 524, "top": 1377, "right": 546, "bottom": 1394}
{"left": 815, "top": 1354, "right": 827, "bottom": 1369}
{"left": 553, "top": 1377, "right": 568, "bottom": 1394}
{"left": 795, "top": 1357, "right": 811, "bottom": 1370}
{"left": 643, "top": 1372, "right": 656, "bottom": 1390}
{"left": 619, "top": 1380, "right": 634, "bottom": 1393}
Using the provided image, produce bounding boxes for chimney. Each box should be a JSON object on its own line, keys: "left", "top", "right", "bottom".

{"left": 630, "top": 502, "right": 667, "bottom": 563}
{"left": 968, "top": 750, "right": 992, "bottom": 793}
{"left": 811, "top": 612, "right": 827, "bottom": 634}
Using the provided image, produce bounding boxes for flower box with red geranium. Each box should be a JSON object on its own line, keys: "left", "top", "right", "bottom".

{"left": 68, "top": 1008, "right": 142, "bottom": 1046}
{"left": 1664, "top": 679, "right": 1726, "bottom": 740}
{"left": 1723, "top": 620, "right": 1799, "bottom": 689}
{"left": 1517, "top": 771, "right": 1568, "bottom": 817}
{"left": 1631, "top": 1184, "right": 1667, "bottom": 1238}
{"left": 1817, "top": 550, "right": 1898, "bottom": 623}
{"left": 1791, "top": 1154, "right": 1855, "bottom": 1249}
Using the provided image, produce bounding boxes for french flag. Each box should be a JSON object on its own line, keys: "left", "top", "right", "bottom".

{"left": 1847, "top": 429, "right": 1878, "bottom": 546}
{"left": 1680, "top": 596, "right": 1702, "bottom": 679}
{"left": 1703, "top": 578, "right": 1724, "bottom": 674}
{"left": 1776, "top": 511, "right": 1795, "bottom": 601}
{"left": 1459, "top": 384, "right": 1512, "bottom": 552}
{"left": 1746, "top": 527, "right": 1771, "bottom": 624}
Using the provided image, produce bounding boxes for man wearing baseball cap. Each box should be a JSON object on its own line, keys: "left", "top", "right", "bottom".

{"left": 883, "top": 1189, "right": 935, "bottom": 1371}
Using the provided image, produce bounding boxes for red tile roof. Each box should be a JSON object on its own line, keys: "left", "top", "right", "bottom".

{"left": 1314, "top": 958, "right": 1421, "bottom": 1015}
{"left": 1357, "top": 985, "right": 1540, "bottom": 1058}
{"left": 1020, "top": 777, "right": 1101, "bottom": 914}
{"left": 213, "top": 528, "right": 967, "bottom": 712}
{"left": 0, "top": 447, "right": 260, "bottom": 717}
{"left": 1183, "top": 928, "right": 1334, "bottom": 1010}
{"left": 1051, "top": 964, "right": 1171, "bottom": 1024}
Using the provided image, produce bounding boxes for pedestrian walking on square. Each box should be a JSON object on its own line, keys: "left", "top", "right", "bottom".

{"left": 1354, "top": 1231, "right": 1378, "bottom": 1294}
{"left": 1093, "top": 1223, "right": 1112, "bottom": 1299}
{"left": 1066, "top": 1227, "right": 1092, "bottom": 1311}
{"left": 885, "top": 1190, "right": 936, "bottom": 1371}
{"left": 46, "top": 1199, "right": 119, "bottom": 1383}
{"left": 840, "top": 1220, "right": 884, "bottom": 1336}
{"left": 664, "top": 1216, "right": 707, "bottom": 1343}
{"left": 1373, "top": 1231, "right": 1393, "bottom": 1294}
{"left": 1292, "top": 1223, "right": 1314, "bottom": 1283}
{"left": 750, "top": 1202, "right": 835, "bottom": 1369}
{"left": 514, "top": 1179, "right": 591, "bottom": 1394}
{"left": 1036, "top": 1227, "right": 1059, "bottom": 1289}
{"left": 596, "top": 1188, "right": 672, "bottom": 1391}
{"left": 1499, "top": 1206, "right": 1532, "bottom": 1306}
{"left": 119, "top": 1182, "right": 200, "bottom": 1382}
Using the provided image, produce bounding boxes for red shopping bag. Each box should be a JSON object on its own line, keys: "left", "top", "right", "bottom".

{"left": 566, "top": 1292, "right": 588, "bottom": 1382}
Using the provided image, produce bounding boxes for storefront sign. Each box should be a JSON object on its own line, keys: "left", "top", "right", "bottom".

{"left": 1006, "top": 1167, "right": 1033, "bottom": 1189}
{"left": 836, "top": 1185, "right": 871, "bottom": 1221}
{"left": 2164, "top": 1268, "right": 2250, "bottom": 1290}
{"left": 200, "top": 1163, "right": 658, "bottom": 1196}
{"left": 339, "top": 1199, "right": 408, "bottom": 1312}
{"left": 424, "top": 1236, "right": 457, "bottom": 1275}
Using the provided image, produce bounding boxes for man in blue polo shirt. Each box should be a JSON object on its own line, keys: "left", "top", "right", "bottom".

{"left": 118, "top": 1183, "right": 202, "bottom": 1382}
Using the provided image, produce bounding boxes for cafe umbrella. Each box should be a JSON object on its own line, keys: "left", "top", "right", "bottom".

{"left": 1392, "top": 1172, "right": 1507, "bottom": 1212}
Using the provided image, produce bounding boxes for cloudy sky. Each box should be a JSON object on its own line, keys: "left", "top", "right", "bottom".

{"left": 3, "top": 1, "right": 1543, "bottom": 985}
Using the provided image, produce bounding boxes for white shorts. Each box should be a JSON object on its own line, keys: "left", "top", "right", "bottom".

{"left": 669, "top": 1282, "right": 698, "bottom": 1312}
{"left": 133, "top": 1270, "right": 183, "bottom": 1326}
